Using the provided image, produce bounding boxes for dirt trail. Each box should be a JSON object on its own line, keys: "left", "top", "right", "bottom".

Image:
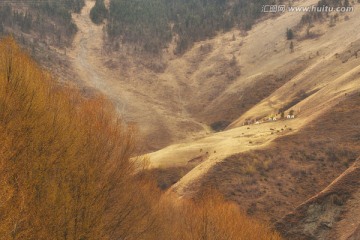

{"left": 70, "top": 1, "right": 127, "bottom": 114}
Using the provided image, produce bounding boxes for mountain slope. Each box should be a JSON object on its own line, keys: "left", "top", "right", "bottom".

{"left": 68, "top": 0, "right": 329, "bottom": 151}
{"left": 147, "top": 0, "right": 360, "bottom": 167}
{"left": 143, "top": 0, "right": 360, "bottom": 225}
{"left": 150, "top": 92, "right": 360, "bottom": 222}
{"left": 276, "top": 157, "right": 360, "bottom": 240}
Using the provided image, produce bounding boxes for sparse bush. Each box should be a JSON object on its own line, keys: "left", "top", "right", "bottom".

{"left": 211, "top": 120, "right": 231, "bottom": 131}
{"left": 232, "top": 33, "right": 236, "bottom": 41}
{"left": 230, "top": 54, "right": 238, "bottom": 66}
{"left": 329, "top": 16, "right": 336, "bottom": 27}
{"left": 245, "top": 164, "right": 256, "bottom": 175}
{"left": 286, "top": 28, "right": 294, "bottom": 40}
{"left": 90, "top": 0, "right": 108, "bottom": 24}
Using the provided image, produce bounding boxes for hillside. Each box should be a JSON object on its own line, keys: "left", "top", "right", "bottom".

{"left": 276, "top": 156, "right": 360, "bottom": 240}
{"left": 146, "top": 0, "right": 360, "bottom": 165}
{"left": 0, "top": 0, "right": 84, "bottom": 82}
{"left": 105, "top": 0, "right": 277, "bottom": 54}
{"left": 170, "top": 93, "right": 360, "bottom": 221}
{"left": 141, "top": 0, "right": 360, "bottom": 229}
{"left": 65, "top": 0, "right": 322, "bottom": 151}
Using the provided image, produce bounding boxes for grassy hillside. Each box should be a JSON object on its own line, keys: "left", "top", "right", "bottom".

{"left": 142, "top": 2, "right": 360, "bottom": 223}
{"left": 0, "top": 37, "right": 281, "bottom": 239}
{"left": 178, "top": 92, "right": 360, "bottom": 222}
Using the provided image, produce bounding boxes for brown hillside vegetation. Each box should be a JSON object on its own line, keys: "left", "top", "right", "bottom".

{"left": 0, "top": 37, "right": 281, "bottom": 240}
{"left": 185, "top": 92, "right": 360, "bottom": 222}
{"left": 158, "top": 191, "right": 282, "bottom": 240}
{"left": 0, "top": 37, "right": 157, "bottom": 240}
{"left": 276, "top": 157, "right": 360, "bottom": 240}
{"left": 145, "top": 10, "right": 360, "bottom": 218}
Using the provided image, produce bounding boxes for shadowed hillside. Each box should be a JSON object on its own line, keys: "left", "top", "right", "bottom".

{"left": 276, "top": 156, "right": 360, "bottom": 240}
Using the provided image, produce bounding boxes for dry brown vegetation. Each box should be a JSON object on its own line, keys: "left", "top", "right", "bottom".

{"left": 0, "top": 37, "right": 280, "bottom": 240}
{"left": 197, "top": 92, "right": 360, "bottom": 223}
{"left": 142, "top": 165, "right": 194, "bottom": 190}
{"left": 276, "top": 157, "right": 360, "bottom": 240}
{"left": 0, "top": 36, "right": 158, "bottom": 240}
{"left": 158, "top": 191, "right": 282, "bottom": 240}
